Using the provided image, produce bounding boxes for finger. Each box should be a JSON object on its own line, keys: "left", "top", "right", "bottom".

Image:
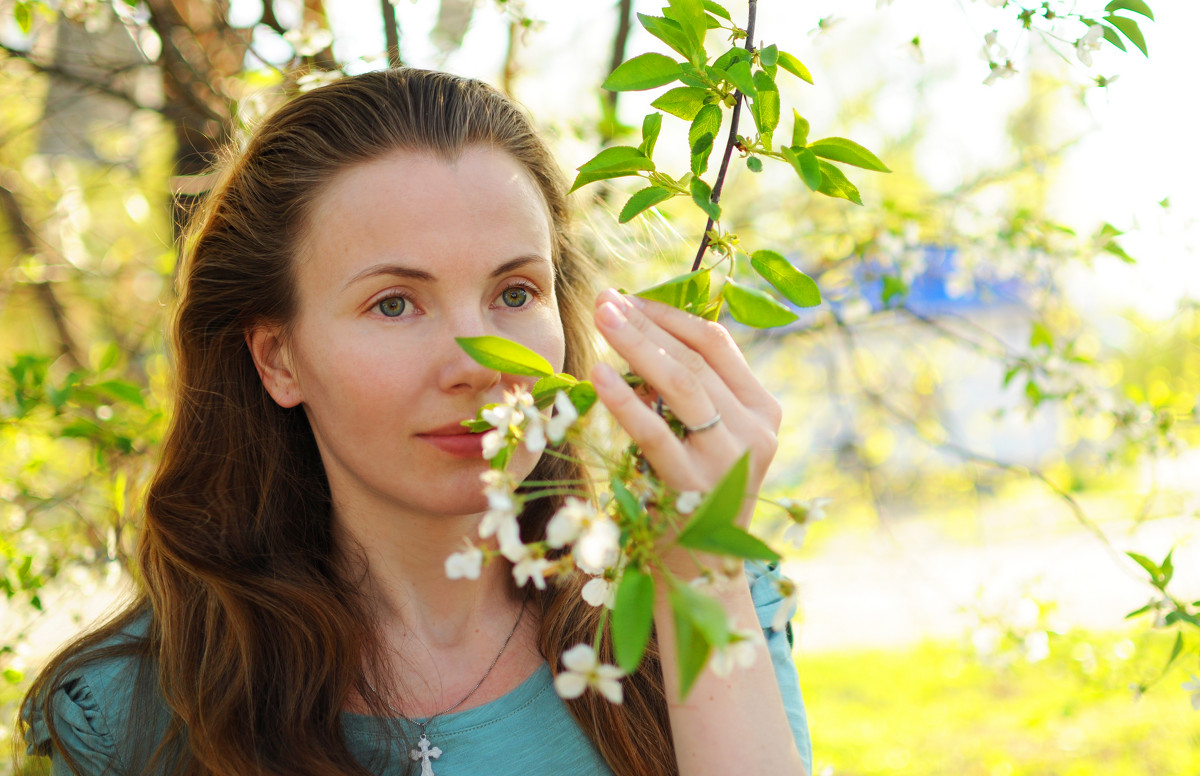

{"left": 599, "top": 289, "right": 745, "bottom": 420}
{"left": 589, "top": 362, "right": 696, "bottom": 487}
{"left": 625, "top": 293, "right": 781, "bottom": 426}
{"left": 594, "top": 299, "right": 733, "bottom": 440}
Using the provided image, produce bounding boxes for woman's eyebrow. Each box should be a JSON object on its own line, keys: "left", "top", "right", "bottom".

{"left": 341, "top": 254, "right": 550, "bottom": 290}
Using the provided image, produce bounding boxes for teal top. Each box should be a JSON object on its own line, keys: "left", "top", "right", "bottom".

{"left": 24, "top": 562, "right": 812, "bottom": 775}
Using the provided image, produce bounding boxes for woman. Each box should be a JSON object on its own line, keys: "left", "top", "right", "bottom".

{"left": 20, "top": 68, "right": 811, "bottom": 776}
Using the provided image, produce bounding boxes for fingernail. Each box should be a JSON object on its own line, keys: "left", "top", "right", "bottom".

{"left": 592, "top": 362, "right": 620, "bottom": 387}
{"left": 598, "top": 288, "right": 621, "bottom": 307}
{"left": 597, "top": 301, "right": 625, "bottom": 329}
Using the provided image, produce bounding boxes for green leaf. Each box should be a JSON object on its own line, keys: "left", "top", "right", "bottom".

{"left": 570, "top": 147, "right": 655, "bottom": 192}
{"left": 1124, "top": 602, "right": 1154, "bottom": 620}
{"left": 670, "top": 590, "right": 713, "bottom": 698}
{"left": 689, "top": 524, "right": 779, "bottom": 560}
{"left": 619, "top": 186, "right": 674, "bottom": 223}
{"left": 577, "top": 146, "right": 652, "bottom": 173}
{"left": 881, "top": 275, "right": 907, "bottom": 306}
{"left": 455, "top": 336, "right": 553, "bottom": 377}
{"left": 1100, "top": 24, "right": 1128, "bottom": 52}
{"left": 750, "top": 250, "right": 821, "bottom": 308}
{"left": 611, "top": 476, "right": 644, "bottom": 524}
{"left": 722, "top": 278, "right": 799, "bottom": 328}
{"left": 668, "top": 0, "right": 709, "bottom": 61}
{"left": 1105, "top": 0, "right": 1153, "bottom": 21}
{"left": 14, "top": 2, "right": 31, "bottom": 35}
{"left": 750, "top": 71, "right": 779, "bottom": 135}
{"left": 688, "top": 104, "right": 723, "bottom": 149}
{"left": 777, "top": 50, "right": 814, "bottom": 84}
{"left": 602, "top": 53, "right": 683, "bottom": 91}
{"left": 703, "top": 0, "right": 731, "bottom": 21}
{"left": 1104, "top": 14, "right": 1148, "bottom": 56}
{"left": 1161, "top": 549, "right": 1175, "bottom": 587}
{"left": 637, "top": 14, "right": 695, "bottom": 62}
{"left": 691, "top": 132, "right": 714, "bottom": 175}
{"left": 1030, "top": 321, "right": 1054, "bottom": 349}
{"left": 791, "top": 110, "right": 809, "bottom": 148}
{"left": 711, "top": 46, "right": 750, "bottom": 71}
{"left": 89, "top": 379, "right": 145, "bottom": 407}
{"left": 568, "top": 381, "right": 598, "bottom": 416}
{"left": 676, "top": 452, "right": 750, "bottom": 545}
{"left": 651, "top": 86, "right": 709, "bottom": 120}
{"left": 815, "top": 160, "right": 862, "bottom": 205}
{"left": 746, "top": 156, "right": 763, "bottom": 173}
{"left": 671, "top": 581, "right": 730, "bottom": 646}
{"left": 689, "top": 176, "right": 721, "bottom": 221}
{"left": 640, "top": 113, "right": 663, "bottom": 159}
{"left": 1167, "top": 631, "right": 1184, "bottom": 667}
{"left": 759, "top": 44, "right": 778, "bottom": 68}
{"left": 1126, "top": 551, "right": 1162, "bottom": 583}
{"left": 808, "top": 137, "right": 890, "bottom": 172}
{"left": 781, "top": 146, "right": 821, "bottom": 191}
{"left": 724, "top": 60, "right": 757, "bottom": 96}
{"left": 613, "top": 568, "right": 656, "bottom": 673}
{"left": 635, "top": 269, "right": 712, "bottom": 314}
{"left": 531, "top": 373, "right": 577, "bottom": 406}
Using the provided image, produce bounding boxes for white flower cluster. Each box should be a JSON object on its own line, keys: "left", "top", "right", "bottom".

{"left": 1075, "top": 25, "right": 1104, "bottom": 68}
{"left": 981, "top": 30, "right": 1018, "bottom": 86}
{"left": 480, "top": 388, "right": 577, "bottom": 460}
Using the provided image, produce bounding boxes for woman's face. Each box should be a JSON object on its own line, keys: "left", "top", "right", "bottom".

{"left": 257, "top": 146, "right": 565, "bottom": 521}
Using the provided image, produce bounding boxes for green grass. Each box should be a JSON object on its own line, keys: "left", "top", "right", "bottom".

{"left": 799, "top": 630, "right": 1200, "bottom": 775}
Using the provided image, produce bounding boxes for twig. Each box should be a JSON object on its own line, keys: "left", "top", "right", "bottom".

{"left": 691, "top": 0, "right": 756, "bottom": 272}
{"left": 829, "top": 312, "right": 1149, "bottom": 587}
{"left": 380, "top": 0, "right": 402, "bottom": 67}
{"left": 0, "top": 181, "right": 83, "bottom": 369}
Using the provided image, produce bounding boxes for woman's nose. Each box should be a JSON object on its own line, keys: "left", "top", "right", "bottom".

{"left": 435, "top": 313, "right": 503, "bottom": 395}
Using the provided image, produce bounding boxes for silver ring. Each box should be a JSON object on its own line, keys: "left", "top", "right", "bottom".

{"left": 684, "top": 411, "right": 722, "bottom": 434}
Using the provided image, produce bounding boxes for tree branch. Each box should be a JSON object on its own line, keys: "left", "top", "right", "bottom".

{"left": 600, "top": 0, "right": 633, "bottom": 142}
{"left": 692, "top": 0, "right": 756, "bottom": 272}
{"left": 380, "top": 0, "right": 401, "bottom": 67}
{"left": 0, "top": 181, "right": 83, "bottom": 369}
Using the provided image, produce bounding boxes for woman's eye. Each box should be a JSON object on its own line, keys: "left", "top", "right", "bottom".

{"left": 500, "top": 286, "right": 530, "bottom": 308}
{"left": 377, "top": 296, "right": 407, "bottom": 317}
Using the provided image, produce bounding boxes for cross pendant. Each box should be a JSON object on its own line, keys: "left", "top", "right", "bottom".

{"left": 409, "top": 732, "right": 443, "bottom": 776}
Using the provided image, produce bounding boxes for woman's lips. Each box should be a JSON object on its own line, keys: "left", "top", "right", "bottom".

{"left": 417, "top": 430, "right": 485, "bottom": 458}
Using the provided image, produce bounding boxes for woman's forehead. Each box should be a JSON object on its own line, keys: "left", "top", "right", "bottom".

{"left": 298, "top": 146, "right": 555, "bottom": 286}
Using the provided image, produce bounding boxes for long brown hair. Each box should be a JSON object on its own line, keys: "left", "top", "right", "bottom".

{"left": 20, "top": 69, "right": 675, "bottom": 776}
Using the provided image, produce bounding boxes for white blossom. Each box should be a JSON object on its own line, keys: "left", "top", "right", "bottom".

{"left": 512, "top": 555, "right": 552, "bottom": 590}
{"left": 780, "top": 497, "right": 830, "bottom": 549}
{"left": 710, "top": 626, "right": 765, "bottom": 677}
{"left": 983, "top": 60, "right": 1017, "bottom": 86}
{"left": 772, "top": 578, "right": 799, "bottom": 632}
{"left": 296, "top": 70, "right": 342, "bottom": 93}
{"left": 444, "top": 546, "right": 483, "bottom": 580}
{"left": 283, "top": 23, "right": 333, "bottom": 57}
{"left": 581, "top": 577, "right": 616, "bottom": 608}
{"left": 497, "top": 517, "right": 527, "bottom": 563}
{"left": 554, "top": 644, "right": 624, "bottom": 704}
{"left": 1182, "top": 675, "right": 1200, "bottom": 711}
{"left": 523, "top": 413, "right": 547, "bottom": 453}
{"left": 574, "top": 516, "right": 621, "bottom": 574}
{"left": 482, "top": 402, "right": 521, "bottom": 430}
{"left": 546, "top": 497, "right": 595, "bottom": 548}
{"left": 1075, "top": 25, "right": 1104, "bottom": 67}
{"left": 675, "top": 490, "right": 703, "bottom": 514}
{"left": 545, "top": 390, "right": 578, "bottom": 444}
{"left": 481, "top": 429, "right": 507, "bottom": 460}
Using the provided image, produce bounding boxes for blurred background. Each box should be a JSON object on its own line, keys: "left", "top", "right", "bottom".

{"left": 1, "top": 0, "right": 1198, "bottom": 773}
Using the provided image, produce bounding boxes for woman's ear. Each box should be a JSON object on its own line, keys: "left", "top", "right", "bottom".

{"left": 246, "top": 325, "right": 303, "bottom": 408}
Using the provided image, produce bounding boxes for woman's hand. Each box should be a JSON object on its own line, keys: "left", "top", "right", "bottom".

{"left": 589, "top": 287, "right": 782, "bottom": 533}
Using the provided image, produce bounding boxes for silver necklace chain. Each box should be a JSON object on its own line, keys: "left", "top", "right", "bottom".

{"left": 364, "top": 591, "right": 530, "bottom": 776}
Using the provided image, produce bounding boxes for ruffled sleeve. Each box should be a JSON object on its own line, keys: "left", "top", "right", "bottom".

{"left": 23, "top": 673, "right": 118, "bottom": 776}
{"left": 745, "top": 559, "right": 814, "bottom": 776}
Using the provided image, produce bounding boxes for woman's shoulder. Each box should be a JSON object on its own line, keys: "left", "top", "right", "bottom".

{"left": 22, "top": 611, "right": 168, "bottom": 771}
